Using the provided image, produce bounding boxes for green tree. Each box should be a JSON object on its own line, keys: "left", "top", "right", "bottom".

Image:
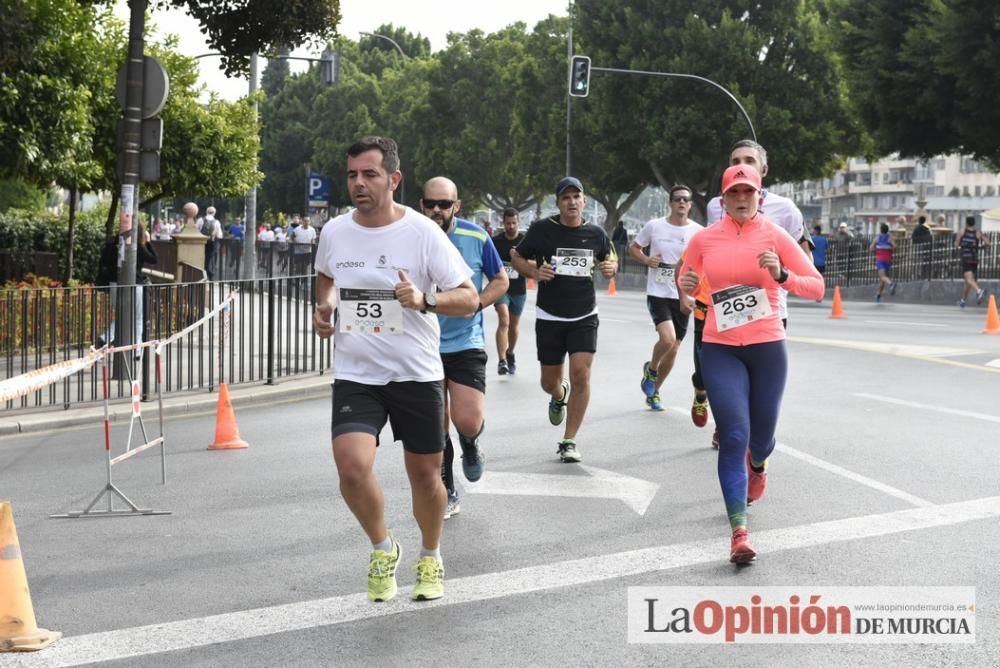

{"left": 834, "top": 0, "right": 1000, "bottom": 163}
{"left": 387, "top": 23, "right": 564, "bottom": 213}
{"left": 0, "top": 1, "right": 120, "bottom": 189}
{"left": 576, "top": 0, "right": 863, "bottom": 218}
{"left": 78, "top": 0, "right": 342, "bottom": 76}
{"left": 259, "top": 64, "right": 326, "bottom": 215}
{"left": 261, "top": 47, "right": 291, "bottom": 97}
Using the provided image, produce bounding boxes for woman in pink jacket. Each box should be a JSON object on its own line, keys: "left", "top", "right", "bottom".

{"left": 678, "top": 164, "right": 824, "bottom": 563}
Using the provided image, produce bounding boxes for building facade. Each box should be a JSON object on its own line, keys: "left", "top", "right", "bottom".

{"left": 770, "top": 154, "right": 1000, "bottom": 234}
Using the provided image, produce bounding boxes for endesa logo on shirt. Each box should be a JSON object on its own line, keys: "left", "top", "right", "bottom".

{"left": 627, "top": 587, "right": 975, "bottom": 644}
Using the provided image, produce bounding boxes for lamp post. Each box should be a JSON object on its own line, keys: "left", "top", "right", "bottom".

{"left": 359, "top": 32, "right": 409, "bottom": 60}
{"left": 589, "top": 65, "right": 757, "bottom": 142}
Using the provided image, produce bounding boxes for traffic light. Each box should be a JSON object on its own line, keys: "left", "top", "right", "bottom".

{"left": 568, "top": 55, "right": 591, "bottom": 98}
{"left": 321, "top": 49, "right": 340, "bottom": 85}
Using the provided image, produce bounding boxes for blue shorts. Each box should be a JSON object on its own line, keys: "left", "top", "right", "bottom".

{"left": 876, "top": 260, "right": 892, "bottom": 273}
{"left": 496, "top": 292, "right": 527, "bottom": 317}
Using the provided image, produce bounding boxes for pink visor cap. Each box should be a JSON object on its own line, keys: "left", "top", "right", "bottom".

{"left": 721, "top": 164, "right": 762, "bottom": 193}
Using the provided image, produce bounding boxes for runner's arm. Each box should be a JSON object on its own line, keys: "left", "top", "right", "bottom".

{"left": 314, "top": 271, "right": 337, "bottom": 338}
{"left": 510, "top": 248, "right": 551, "bottom": 281}
{"left": 478, "top": 271, "right": 508, "bottom": 309}
{"left": 478, "top": 238, "right": 509, "bottom": 308}
{"left": 774, "top": 231, "right": 825, "bottom": 301}
{"left": 433, "top": 279, "right": 479, "bottom": 316}
{"left": 628, "top": 241, "right": 660, "bottom": 268}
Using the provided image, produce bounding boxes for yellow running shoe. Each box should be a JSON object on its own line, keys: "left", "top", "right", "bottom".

{"left": 411, "top": 555, "right": 444, "bottom": 601}
{"left": 367, "top": 534, "right": 401, "bottom": 602}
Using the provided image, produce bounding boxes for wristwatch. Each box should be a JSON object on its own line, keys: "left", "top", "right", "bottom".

{"left": 776, "top": 268, "right": 789, "bottom": 284}
{"left": 421, "top": 292, "right": 438, "bottom": 313}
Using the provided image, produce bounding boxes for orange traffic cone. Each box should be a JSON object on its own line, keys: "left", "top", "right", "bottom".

{"left": 607, "top": 276, "right": 617, "bottom": 296}
{"left": 207, "top": 383, "right": 249, "bottom": 450}
{"left": 983, "top": 295, "right": 1000, "bottom": 335}
{"left": 829, "top": 285, "right": 847, "bottom": 319}
{"left": 0, "top": 501, "right": 61, "bottom": 652}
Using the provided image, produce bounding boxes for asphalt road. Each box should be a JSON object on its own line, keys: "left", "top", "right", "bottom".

{"left": 2, "top": 291, "right": 999, "bottom": 667}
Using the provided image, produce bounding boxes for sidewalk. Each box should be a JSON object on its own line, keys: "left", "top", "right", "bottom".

{"left": 0, "top": 373, "right": 332, "bottom": 436}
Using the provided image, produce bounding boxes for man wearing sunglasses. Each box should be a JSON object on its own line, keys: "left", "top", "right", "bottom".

{"left": 421, "top": 177, "right": 508, "bottom": 521}
{"left": 510, "top": 176, "right": 617, "bottom": 463}
{"left": 630, "top": 184, "right": 701, "bottom": 412}
{"left": 313, "top": 137, "right": 479, "bottom": 603}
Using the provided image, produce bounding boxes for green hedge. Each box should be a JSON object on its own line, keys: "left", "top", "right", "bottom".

{"left": 0, "top": 205, "right": 112, "bottom": 283}
{"left": 0, "top": 178, "right": 48, "bottom": 213}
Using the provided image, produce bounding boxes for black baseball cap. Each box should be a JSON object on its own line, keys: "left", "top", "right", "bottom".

{"left": 555, "top": 176, "right": 584, "bottom": 197}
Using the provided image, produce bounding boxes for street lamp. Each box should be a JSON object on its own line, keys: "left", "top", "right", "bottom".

{"left": 587, "top": 64, "right": 757, "bottom": 142}
{"left": 359, "top": 32, "right": 409, "bottom": 60}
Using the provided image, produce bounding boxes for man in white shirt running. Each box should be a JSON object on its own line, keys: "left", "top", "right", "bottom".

{"left": 313, "top": 136, "right": 478, "bottom": 604}
{"left": 630, "top": 184, "right": 701, "bottom": 411}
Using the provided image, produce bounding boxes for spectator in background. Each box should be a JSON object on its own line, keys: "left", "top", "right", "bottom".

{"left": 811, "top": 224, "right": 828, "bottom": 275}
{"left": 810, "top": 224, "right": 828, "bottom": 303}
{"left": 912, "top": 215, "right": 933, "bottom": 280}
{"left": 198, "top": 206, "right": 223, "bottom": 280}
{"left": 228, "top": 216, "right": 246, "bottom": 269}
{"left": 289, "top": 214, "right": 317, "bottom": 275}
{"left": 836, "top": 221, "right": 854, "bottom": 241}
{"left": 96, "top": 221, "right": 158, "bottom": 358}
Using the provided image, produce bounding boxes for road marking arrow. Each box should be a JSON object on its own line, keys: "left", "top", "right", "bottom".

{"left": 463, "top": 465, "right": 659, "bottom": 515}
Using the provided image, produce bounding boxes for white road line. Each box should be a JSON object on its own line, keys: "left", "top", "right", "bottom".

{"left": 13, "top": 496, "right": 1000, "bottom": 668}
{"left": 775, "top": 443, "right": 933, "bottom": 507}
{"left": 856, "top": 392, "right": 1000, "bottom": 424}
{"left": 667, "top": 406, "right": 932, "bottom": 507}
{"left": 599, "top": 317, "right": 633, "bottom": 323}
{"left": 863, "top": 319, "right": 949, "bottom": 328}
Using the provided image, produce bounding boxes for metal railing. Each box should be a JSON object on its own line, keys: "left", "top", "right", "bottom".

{"left": 2, "top": 273, "right": 331, "bottom": 412}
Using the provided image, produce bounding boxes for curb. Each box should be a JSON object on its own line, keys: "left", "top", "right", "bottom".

{"left": 1, "top": 374, "right": 332, "bottom": 436}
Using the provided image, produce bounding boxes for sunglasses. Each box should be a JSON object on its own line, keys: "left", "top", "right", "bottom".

{"left": 422, "top": 198, "right": 455, "bottom": 210}
{"left": 671, "top": 196, "right": 691, "bottom": 203}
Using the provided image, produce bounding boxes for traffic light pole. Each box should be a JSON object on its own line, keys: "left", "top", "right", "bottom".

{"left": 590, "top": 65, "right": 757, "bottom": 142}
{"left": 565, "top": 4, "right": 574, "bottom": 175}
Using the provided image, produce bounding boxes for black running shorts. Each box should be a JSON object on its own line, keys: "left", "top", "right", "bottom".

{"left": 535, "top": 314, "right": 599, "bottom": 366}
{"left": 330, "top": 379, "right": 445, "bottom": 454}
{"left": 441, "top": 349, "right": 488, "bottom": 394}
{"left": 645, "top": 296, "right": 690, "bottom": 340}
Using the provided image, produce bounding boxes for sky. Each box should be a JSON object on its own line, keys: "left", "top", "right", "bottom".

{"left": 115, "top": 0, "right": 570, "bottom": 101}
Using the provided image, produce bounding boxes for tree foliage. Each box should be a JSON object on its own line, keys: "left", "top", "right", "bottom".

{"left": 575, "top": 0, "right": 863, "bottom": 216}
{"left": 833, "top": 0, "right": 1000, "bottom": 164}
{"left": 0, "top": 1, "right": 121, "bottom": 190}
{"left": 76, "top": 0, "right": 341, "bottom": 76}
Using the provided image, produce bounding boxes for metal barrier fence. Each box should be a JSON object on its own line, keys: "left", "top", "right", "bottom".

{"left": 1, "top": 274, "right": 331, "bottom": 411}
{"left": 619, "top": 231, "right": 999, "bottom": 287}
{"left": 207, "top": 239, "right": 317, "bottom": 282}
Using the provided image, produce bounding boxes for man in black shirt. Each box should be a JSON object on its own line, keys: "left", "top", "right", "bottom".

{"left": 911, "top": 215, "right": 933, "bottom": 280}
{"left": 492, "top": 207, "right": 527, "bottom": 375}
{"left": 511, "top": 177, "right": 617, "bottom": 463}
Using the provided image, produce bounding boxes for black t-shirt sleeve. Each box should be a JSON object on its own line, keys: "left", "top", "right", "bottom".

{"left": 514, "top": 222, "right": 544, "bottom": 262}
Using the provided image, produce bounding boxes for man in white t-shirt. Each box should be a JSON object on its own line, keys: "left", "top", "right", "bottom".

{"left": 705, "top": 139, "right": 813, "bottom": 326}
{"left": 290, "top": 215, "right": 317, "bottom": 275}
{"left": 313, "top": 136, "right": 478, "bottom": 604}
{"left": 630, "top": 184, "right": 701, "bottom": 411}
